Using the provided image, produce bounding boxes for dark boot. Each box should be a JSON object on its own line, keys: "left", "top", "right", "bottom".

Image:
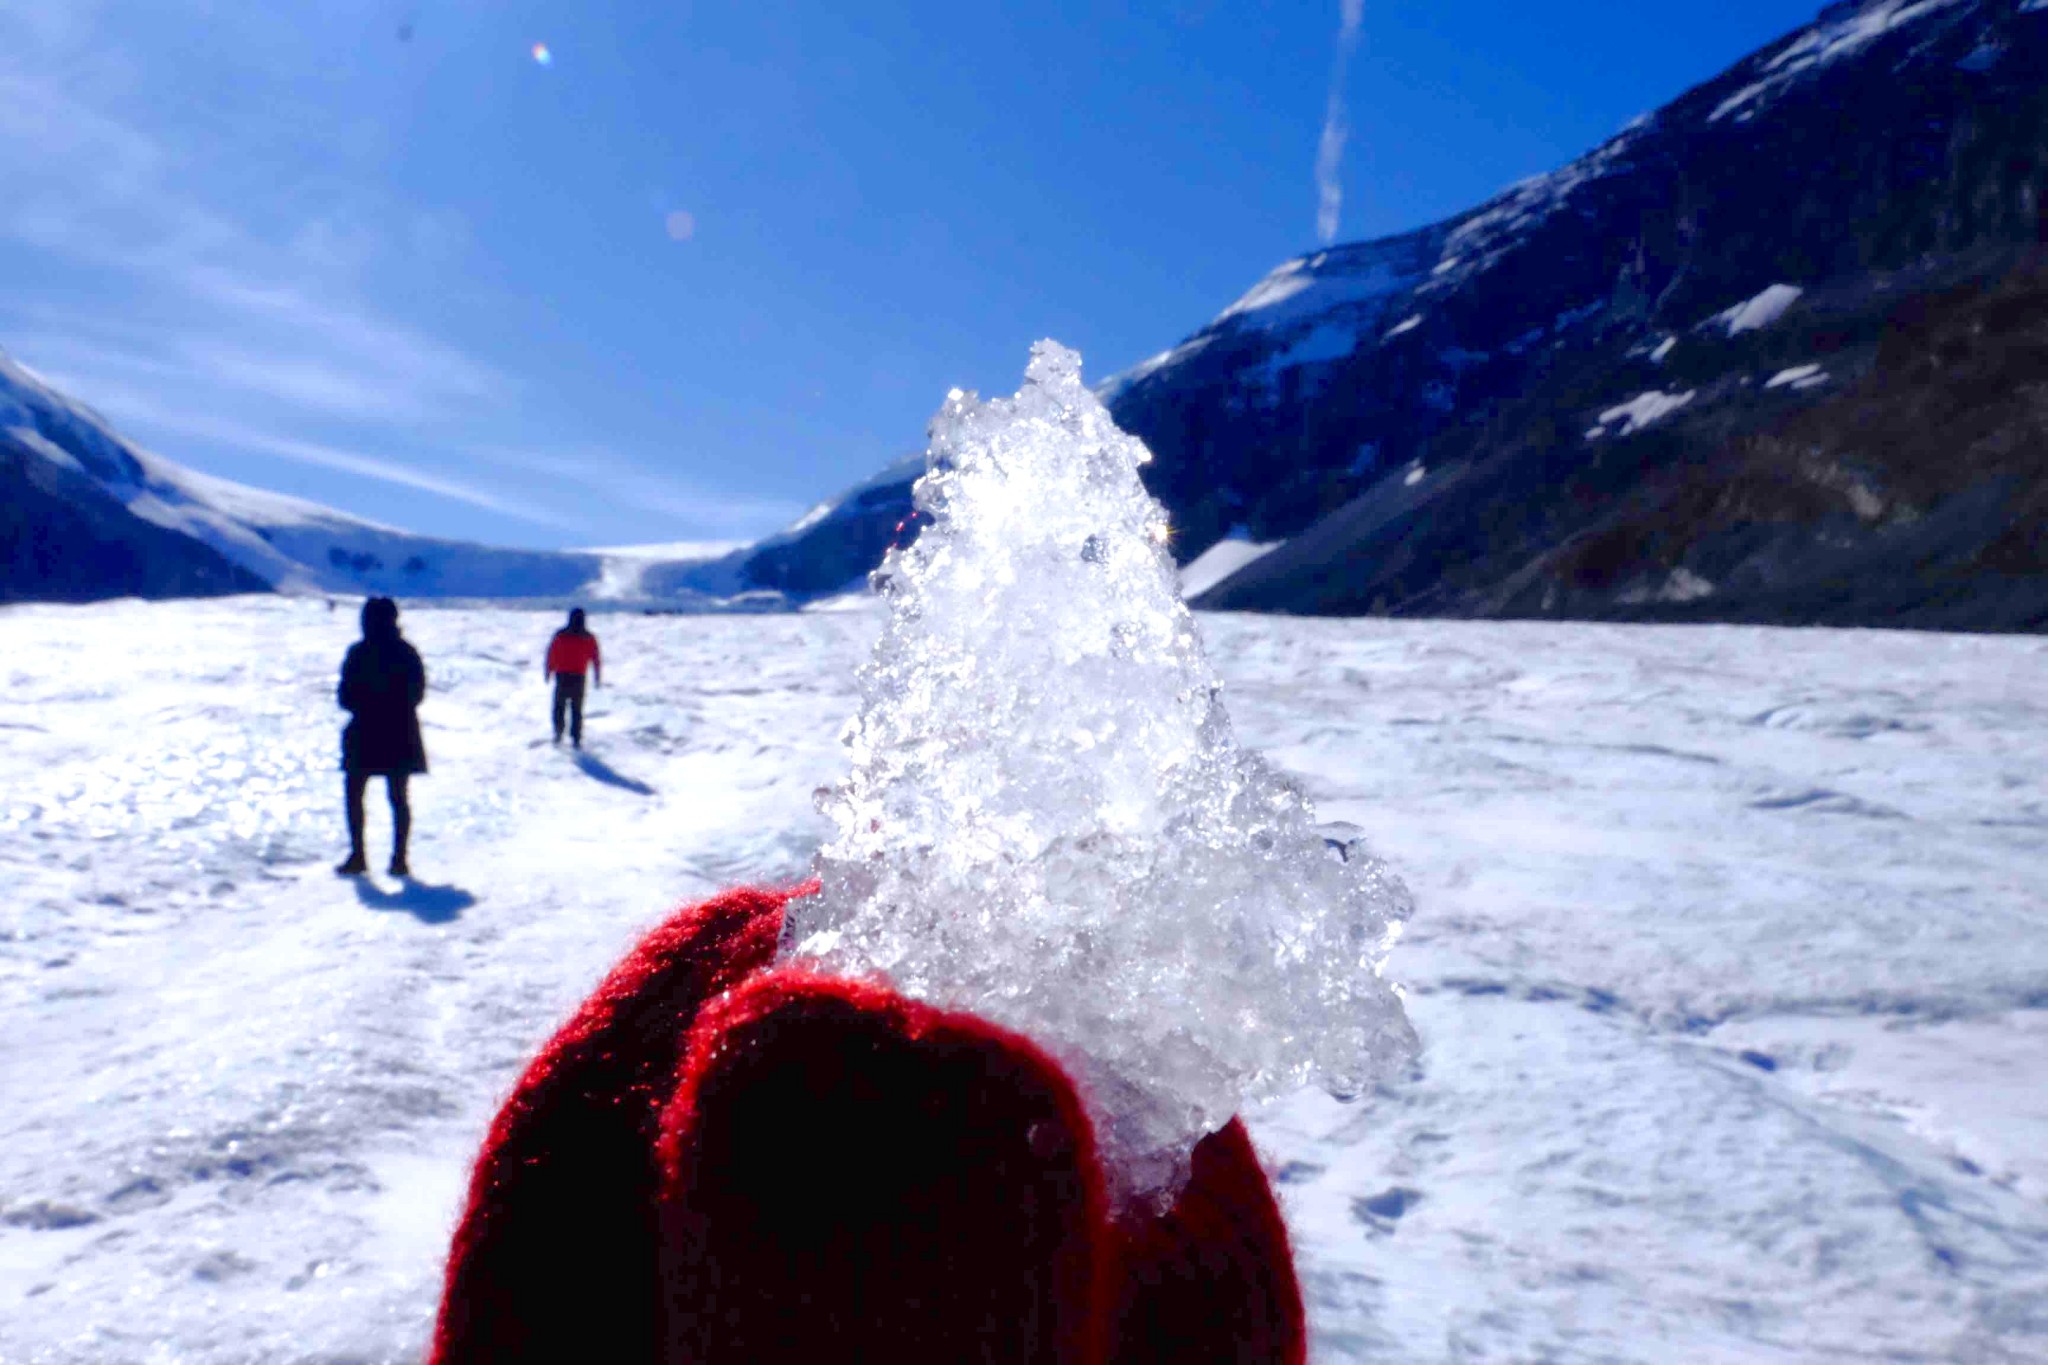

{"left": 389, "top": 775, "right": 413, "bottom": 879}
{"left": 341, "top": 773, "right": 369, "bottom": 876}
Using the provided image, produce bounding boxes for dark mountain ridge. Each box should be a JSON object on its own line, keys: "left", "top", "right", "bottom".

{"left": 1116, "top": 0, "right": 2048, "bottom": 628}
{"left": 1, "top": 356, "right": 269, "bottom": 604}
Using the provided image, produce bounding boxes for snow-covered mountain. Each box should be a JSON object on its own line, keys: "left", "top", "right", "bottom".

{"left": 0, "top": 350, "right": 745, "bottom": 607}
{"left": 727, "top": 453, "right": 926, "bottom": 598}
{"left": 753, "top": 0, "right": 2048, "bottom": 628}
{"left": 2, "top": 353, "right": 268, "bottom": 603}
{"left": 603, "top": 453, "right": 930, "bottom": 607}
{"left": 1106, "top": 0, "right": 2048, "bottom": 628}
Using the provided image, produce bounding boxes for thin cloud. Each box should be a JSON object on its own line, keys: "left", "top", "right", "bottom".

{"left": 0, "top": 8, "right": 512, "bottom": 468}
{"left": 471, "top": 442, "right": 804, "bottom": 536}
{"left": 167, "top": 420, "right": 579, "bottom": 532}
{"left": 0, "top": 5, "right": 809, "bottom": 550}
{"left": 43, "top": 374, "right": 579, "bottom": 531}
{"left": 1315, "top": 0, "right": 1366, "bottom": 245}
{"left": 172, "top": 343, "right": 432, "bottom": 420}
{"left": 179, "top": 267, "right": 503, "bottom": 407}
{"left": 11, "top": 321, "right": 795, "bottom": 541}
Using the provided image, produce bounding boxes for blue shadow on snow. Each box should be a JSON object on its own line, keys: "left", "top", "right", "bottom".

{"left": 574, "top": 751, "right": 657, "bottom": 796}
{"left": 354, "top": 878, "right": 476, "bottom": 925}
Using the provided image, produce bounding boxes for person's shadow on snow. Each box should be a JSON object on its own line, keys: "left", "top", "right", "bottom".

{"left": 574, "top": 751, "right": 657, "bottom": 796}
{"left": 354, "top": 878, "right": 477, "bottom": 925}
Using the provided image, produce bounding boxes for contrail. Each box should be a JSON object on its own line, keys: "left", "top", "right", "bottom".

{"left": 1316, "top": 0, "right": 1365, "bottom": 245}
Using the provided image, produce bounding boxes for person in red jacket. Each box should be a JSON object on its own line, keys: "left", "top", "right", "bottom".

{"left": 543, "top": 607, "right": 601, "bottom": 748}
{"left": 428, "top": 881, "right": 1307, "bottom": 1364}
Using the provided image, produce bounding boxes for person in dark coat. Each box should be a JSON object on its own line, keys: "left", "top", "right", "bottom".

{"left": 337, "top": 596, "right": 427, "bottom": 877}
{"left": 543, "top": 607, "right": 602, "bottom": 748}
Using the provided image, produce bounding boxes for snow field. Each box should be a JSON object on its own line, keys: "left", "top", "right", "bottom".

{"left": 1, "top": 599, "right": 2045, "bottom": 1361}
{"left": 1, "top": 599, "right": 858, "bottom": 1362}
{"left": 1223, "top": 616, "right": 2048, "bottom": 1360}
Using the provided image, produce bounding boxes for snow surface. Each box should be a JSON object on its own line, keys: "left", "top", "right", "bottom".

{"left": 4, "top": 600, "right": 2046, "bottom": 1361}
{"left": 786, "top": 344, "right": 1415, "bottom": 1200}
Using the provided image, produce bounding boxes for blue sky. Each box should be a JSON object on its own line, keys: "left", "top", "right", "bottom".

{"left": 0, "top": 1, "right": 1828, "bottom": 550}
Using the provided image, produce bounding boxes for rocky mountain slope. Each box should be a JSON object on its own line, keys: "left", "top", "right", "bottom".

{"left": 1115, "top": 0, "right": 2048, "bottom": 628}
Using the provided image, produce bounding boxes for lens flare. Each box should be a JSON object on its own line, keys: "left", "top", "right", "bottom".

{"left": 530, "top": 42, "right": 552, "bottom": 67}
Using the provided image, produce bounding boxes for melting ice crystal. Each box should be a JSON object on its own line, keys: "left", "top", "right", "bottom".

{"left": 782, "top": 341, "right": 1417, "bottom": 1201}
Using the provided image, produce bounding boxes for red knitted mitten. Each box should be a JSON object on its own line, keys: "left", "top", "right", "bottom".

{"left": 430, "top": 886, "right": 1306, "bottom": 1365}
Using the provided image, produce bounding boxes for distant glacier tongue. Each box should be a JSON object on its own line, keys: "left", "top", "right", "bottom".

{"left": 782, "top": 340, "right": 1417, "bottom": 1203}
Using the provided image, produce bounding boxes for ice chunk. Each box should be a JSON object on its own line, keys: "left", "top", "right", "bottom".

{"left": 781, "top": 341, "right": 1418, "bottom": 1202}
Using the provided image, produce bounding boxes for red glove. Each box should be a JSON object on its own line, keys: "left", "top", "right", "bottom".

{"left": 429, "top": 884, "right": 1306, "bottom": 1364}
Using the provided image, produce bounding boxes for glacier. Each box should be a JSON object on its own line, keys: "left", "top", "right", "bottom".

{"left": 1, "top": 597, "right": 2044, "bottom": 1360}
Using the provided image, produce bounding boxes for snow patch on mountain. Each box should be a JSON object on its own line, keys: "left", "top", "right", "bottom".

{"left": 1100, "top": 337, "right": 1217, "bottom": 402}
{"left": 1717, "top": 283, "right": 1806, "bottom": 335}
{"left": 1424, "top": 126, "right": 1651, "bottom": 294}
{"left": 1270, "top": 322, "right": 1362, "bottom": 374}
{"left": 1589, "top": 390, "right": 1699, "bottom": 439}
{"left": 1766, "top": 363, "right": 1830, "bottom": 390}
{"left": 1619, "top": 565, "right": 1717, "bottom": 605}
{"left": 1712, "top": 0, "right": 1973, "bottom": 123}
{"left": 1219, "top": 250, "right": 1427, "bottom": 333}
{"left": 1179, "top": 533, "right": 1284, "bottom": 600}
